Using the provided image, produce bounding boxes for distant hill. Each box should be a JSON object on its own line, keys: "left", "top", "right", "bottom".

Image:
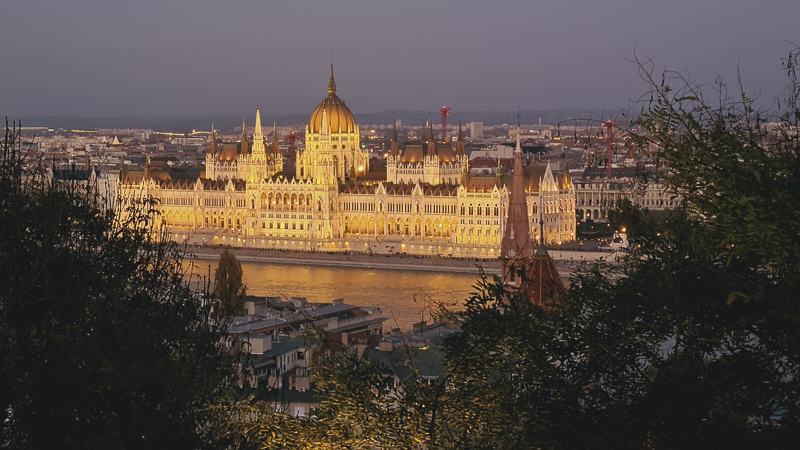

{"left": 19, "top": 108, "right": 626, "bottom": 133}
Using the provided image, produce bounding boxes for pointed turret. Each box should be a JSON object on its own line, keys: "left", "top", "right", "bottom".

{"left": 390, "top": 121, "right": 400, "bottom": 157}
{"left": 254, "top": 107, "right": 263, "bottom": 141}
{"left": 421, "top": 121, "right": 428, "bottom": 142}
{"left": 208, "top": 121, "right": 217, "bottom": 156}
{"left": 271, "top": 122, "right": 280, "bottom": 158}
{"left": 239, "top": 118, "right": 249, "bottom": 155}
{"left": 426, "top": 121, "right": 436, "bottom": 157}
{"left": 320, "top": 108, "right": 330, "bottom": 137}
{"left": 251, "top": 107, "right": 266, "bottom": 158}
{"left": 456, "top": 121, "right": 465, "bottom": 157}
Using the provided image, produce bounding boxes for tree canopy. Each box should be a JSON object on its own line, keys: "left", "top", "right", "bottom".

{"left": 223, "top": 49, "right": 800, "bottom": 449}
{"left": 214, "top": 248, "right": 247, "bottom": 317}
{"left": 0, "top": 122, "right": 240, "bottom": 449}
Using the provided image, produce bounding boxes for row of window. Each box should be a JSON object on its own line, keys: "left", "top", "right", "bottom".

{"left": 342, "top": 201, "right": 376, "bottom": 212}
{"left": 261, "top": 221, "right": 305, "bottom": 230}
{"left": 460, "top": 204, "right": 500, "bottom": 217}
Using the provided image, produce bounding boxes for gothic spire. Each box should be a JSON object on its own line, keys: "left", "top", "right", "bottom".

{"left": 208, "top": 120, "right": 217, "bottom": 156}
{"left": 254, "top": 106, "right": 263, "bottom": 141}
{"left": 240, "top": 118, "right": 249, "bottom": 155}
{"left": 390, "top": 121, "right": 400, "bottom": 157}
{"left": 501, "top": 130, "right": 533, "bottom": 262}
{"left": 271, "top": 121, "right": 280, "bottom": 157}
{"left": 456, "top": 120, "right": 465, "bottom": 157}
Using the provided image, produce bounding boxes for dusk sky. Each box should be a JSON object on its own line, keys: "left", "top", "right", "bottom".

{"left": 2, "top": 0, "right": 798, "bottom": 120}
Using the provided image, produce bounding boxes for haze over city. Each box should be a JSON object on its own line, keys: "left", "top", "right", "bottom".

{"left": 3, "top": 0, "right": 798, "bottom": 122}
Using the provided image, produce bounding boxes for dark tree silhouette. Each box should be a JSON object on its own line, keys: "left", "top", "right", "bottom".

{"left": 214, "top": 248, "right": 247, "bottom": 317}
{"left": 0, "top": 121, "right": 241, "bottom": 449}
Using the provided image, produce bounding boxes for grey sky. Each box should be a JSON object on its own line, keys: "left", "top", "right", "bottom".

{"left": 2, "top": 0, "right": 797, "bottom": 119}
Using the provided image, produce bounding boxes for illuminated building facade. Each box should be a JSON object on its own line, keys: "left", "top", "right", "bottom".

{"left": 117, "top": 67, "right": 576, "bottom": 257}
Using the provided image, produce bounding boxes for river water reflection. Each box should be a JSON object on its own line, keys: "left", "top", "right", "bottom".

{"left": 191, "top": 260, "right": 483, "bottom": 331}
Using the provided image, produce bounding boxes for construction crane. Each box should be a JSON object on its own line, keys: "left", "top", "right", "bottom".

{"left": 440, "top": 106, "right": 452, "bottom": 142}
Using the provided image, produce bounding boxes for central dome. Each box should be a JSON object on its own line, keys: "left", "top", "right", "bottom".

{"left": 308, "top": 65, "right": 357, "bottom": 134}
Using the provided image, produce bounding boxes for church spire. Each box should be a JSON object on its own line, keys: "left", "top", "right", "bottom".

{"left": 501, "top": 130, "right": 533, "bottom": 263}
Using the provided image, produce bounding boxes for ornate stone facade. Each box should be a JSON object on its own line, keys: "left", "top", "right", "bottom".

{"left": 117, "top": 67, "right": 577, "bottom": 258}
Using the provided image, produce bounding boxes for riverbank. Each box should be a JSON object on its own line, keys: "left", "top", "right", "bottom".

{"left": 186, "top": 245, "right": 503, "bottom": 275}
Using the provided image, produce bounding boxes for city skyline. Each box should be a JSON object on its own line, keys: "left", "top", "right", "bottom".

{"left": 2, "top": 0, "right": 798, "bottom": 120}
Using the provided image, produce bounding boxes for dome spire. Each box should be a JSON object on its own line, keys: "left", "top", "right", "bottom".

{"left": 327, "top": 62, "right": 336, "bottom": 96}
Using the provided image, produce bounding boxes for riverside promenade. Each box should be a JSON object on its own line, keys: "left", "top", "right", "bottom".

{"left": 185, "top": 244, "right": 618, "bottom": 277}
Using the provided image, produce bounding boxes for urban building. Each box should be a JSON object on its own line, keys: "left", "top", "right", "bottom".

{"left": 468, "top": 121, "right": 484, "bottom": 139}
{"left": 116, "top": 67, "right": 577, "bottom": 257}
{"left": 573, "top": 167, "right": 678, "bottom": 221}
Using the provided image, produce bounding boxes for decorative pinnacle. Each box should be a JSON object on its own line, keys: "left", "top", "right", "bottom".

{"left": 327, "top": 63, "right": 336, "bottom": 96}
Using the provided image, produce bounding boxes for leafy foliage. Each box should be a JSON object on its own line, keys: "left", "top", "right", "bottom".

{"left": 214, "top": 248, "right": 247, "bottom": 317}
{"left": 222, "top": 50, "right": 800, "bottom": 448}
{"left": 0, "top": 121, "right": 240, "bottom": 448}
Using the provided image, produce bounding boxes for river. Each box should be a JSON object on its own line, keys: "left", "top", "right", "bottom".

{"left": 190, "top": 260, "right": 484, "bottom": 331}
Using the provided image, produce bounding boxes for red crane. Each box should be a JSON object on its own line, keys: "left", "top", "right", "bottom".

{"left": 440, "top": 106, "right": 452, "bottom": 142}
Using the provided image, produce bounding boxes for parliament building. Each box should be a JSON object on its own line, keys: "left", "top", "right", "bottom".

{"left": 117, "top": 66, "right": 577, "bottom": 258}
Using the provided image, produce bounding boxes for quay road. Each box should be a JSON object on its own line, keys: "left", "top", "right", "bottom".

{"left": 186, "top": 245, "right": 618, "bottom": 283}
